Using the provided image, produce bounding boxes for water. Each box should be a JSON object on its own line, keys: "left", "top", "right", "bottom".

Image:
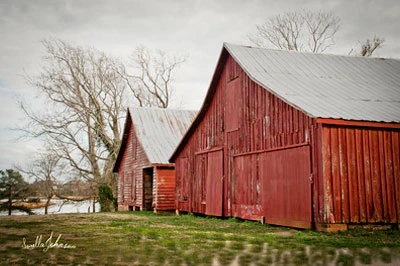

{"left": 0, "top": 199, "right": 100, "bottom": 216}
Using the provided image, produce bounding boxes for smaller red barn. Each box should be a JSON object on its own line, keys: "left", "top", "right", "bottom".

{"left": 113, "top": 107, "right": 197, "bottom": 212}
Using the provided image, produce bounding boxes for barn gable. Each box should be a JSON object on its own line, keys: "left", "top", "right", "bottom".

{"left": 115, "top": 107, "right": 197, "bottom": 170}
{"left": 114, "top": 107, "right": 197, "bottom": 212}
{"left": 171, "top": 43, "right": 400, "bottom": 162}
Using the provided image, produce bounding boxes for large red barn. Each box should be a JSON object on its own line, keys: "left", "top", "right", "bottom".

{"left": 113, "top": 107, "right": 196, "bottom": 212}
{"left": 169, "top": 43, "right": 400, "bottom": 231}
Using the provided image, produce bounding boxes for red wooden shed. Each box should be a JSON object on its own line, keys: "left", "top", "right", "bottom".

{"left": 113, "top": 107, "right": 196, "bottom": 212}
{"left": 170, "top": 43, "right": 400, "bottom": 231}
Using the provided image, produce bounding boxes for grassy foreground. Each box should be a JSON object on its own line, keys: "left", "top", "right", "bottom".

{"left": 0, "top": 212, "right": 399, "bottom": 265}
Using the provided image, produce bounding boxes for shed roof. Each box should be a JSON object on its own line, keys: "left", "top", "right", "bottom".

{"left": 225, "top": 43, "right": 400, "bottom": 123}
{"left": 169, "top": 43, "right": 400, "bottom": 162}
{"left": 114, "top": 107, "right": 197, "bottom": 171}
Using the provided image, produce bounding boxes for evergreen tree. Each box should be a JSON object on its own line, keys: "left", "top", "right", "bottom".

{"left": 0, "top": 169, "right": 30, "bottom": 215}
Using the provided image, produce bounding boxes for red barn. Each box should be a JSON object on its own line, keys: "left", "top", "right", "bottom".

{"left": 170, "top": 43, "right": 400, "bottom": 231}
{"left": 113, "top": 107, "right": 196, "bottom": 212}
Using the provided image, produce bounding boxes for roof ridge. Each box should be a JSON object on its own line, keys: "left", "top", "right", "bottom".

{"left": 224, "top": 42, "right": 400, "bottom": 61}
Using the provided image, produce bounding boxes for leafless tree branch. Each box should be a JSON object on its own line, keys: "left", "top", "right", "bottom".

{"left": 349, "top": 36, "right": 385, "bottom": 57}
{"left": 126, "top": 45, "right": 186, "bottom": 108}
{"left": 248, "top": 9, "right": 340, "bottom": 53}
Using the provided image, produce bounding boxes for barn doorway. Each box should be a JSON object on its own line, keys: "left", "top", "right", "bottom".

{"left": 143, "top": 167, "right": 154, "bottom": 211}
{"left": 259, "top": 144, "right": 312, "bottom": 229}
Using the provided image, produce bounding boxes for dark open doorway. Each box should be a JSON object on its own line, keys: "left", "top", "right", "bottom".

{"left": 143, "top": 167, "right": 154, "bottom": 211}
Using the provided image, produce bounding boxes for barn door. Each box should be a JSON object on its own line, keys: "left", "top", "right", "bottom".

{"left": 260, "top": 145, "right": 312, "bottom": 229}
{"left": 205, "top": 150, "right": 224, "bottom": 216}
{"left": 176, "top": 158, "right": 190, "bottom": 212}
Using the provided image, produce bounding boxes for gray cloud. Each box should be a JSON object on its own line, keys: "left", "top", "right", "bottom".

{"left": 0, "top": 0, "right": 399, "bottom": 170}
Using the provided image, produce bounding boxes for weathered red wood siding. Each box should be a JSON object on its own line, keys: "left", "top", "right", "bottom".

{"left": 174, "top": 50, "right": 400, "bottom": 229}
{"left": 154, "top": 167, "right": 176, "bottom": 211}
{"left": 175, "top": 54, "right": 316, "bottom": 222}
{"left": 176, "top": 157, "right": 190, "bottom": 212}
{"left": 321, "top": 125, "right": 400, "bottom": 224}
{"left": 117, "top": 120, "right": 152, "bottom": 210}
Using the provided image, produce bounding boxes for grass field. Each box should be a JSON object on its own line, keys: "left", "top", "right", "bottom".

{"left": 1, "top": 212, "right": 399, "bottom": 265}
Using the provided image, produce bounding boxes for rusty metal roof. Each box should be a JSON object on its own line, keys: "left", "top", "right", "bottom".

{"left": 129, "top": 107, "right": 197, "bottom": 164}
{"left": 225, "top": 43, "right": 400, "bottom": 123}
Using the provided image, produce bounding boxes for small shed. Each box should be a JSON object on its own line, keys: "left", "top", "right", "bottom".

{"left": 113, "top": 107, "right": 197, "bottom": 212}
{"left": 169, "top": 43, "right": 400, "bottom": 231}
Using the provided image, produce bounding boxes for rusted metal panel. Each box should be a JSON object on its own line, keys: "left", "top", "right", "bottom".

{"left": 322, "top": 125, "right": 400, "bottom": 224}
{"left": 260, "top": 145, "right": 312, "bottom": 229}
{"left": 205, "top": 150, "right": 223, "bottom": 216}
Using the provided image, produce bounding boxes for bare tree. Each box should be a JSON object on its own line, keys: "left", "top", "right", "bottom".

{"left": 125, "top": 45, "right": 186, "bottom": 108}
{"left": 349, "top": 36, "right": 385, "bottom": 57}
{"left": 20, "top": 40, "right": 186, "bottom": 211}
{"left": 248, "top": 10, "right": 340, "bottom": 53}
{"left": 20, "top": 39, "right": 127, "bottom": 200}
{"left": 19, "top": 151, "right": 62, "bottom": 214}
{"left": 20, "top": 150, "right": 98, "bottom": 214}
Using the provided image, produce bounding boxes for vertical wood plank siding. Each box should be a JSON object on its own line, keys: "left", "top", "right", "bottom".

{"left": 174, "top": 51, "right": 400, "bottom": 228}
{"left": 117, "top": 120, "right": 152, "bottom": 210}
{"left": 154, "top": 167, "right": 176, "bottom": 210}
{"left": 322, "top": 126, "right": 400, "bottom": 224}
{"left": 175, "top": 55, "right": 315, "bottom": 219}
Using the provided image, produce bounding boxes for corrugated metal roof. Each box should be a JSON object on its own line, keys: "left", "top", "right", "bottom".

{"left": 130, "top": 107, "right": 197, "bottom": 164}
{"left": 225, "top": 43, "right": 400, "bottom": 123}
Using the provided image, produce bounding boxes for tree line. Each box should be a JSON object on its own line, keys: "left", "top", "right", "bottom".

{"left": 16, "top": 9, "right": 386, "bottom": 213}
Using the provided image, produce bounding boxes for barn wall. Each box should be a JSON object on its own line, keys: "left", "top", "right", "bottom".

{"left": 175, "top": 54, "right": 316, "bottom": 220}
{"left": 322, "top": 125, "right": 400, "bottom": 224}
{"left": 154, "top": 167, "right": 176, "bottom": 211}
{"left": 117, "top": 121, "right": 152, "bottom": 210}
{"left": 176, "top": 157, "right": 190, "bottom": 212}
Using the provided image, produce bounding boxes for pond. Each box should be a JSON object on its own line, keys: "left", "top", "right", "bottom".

{"left": 0, "top": 199, "right": 100, "bottom": 216}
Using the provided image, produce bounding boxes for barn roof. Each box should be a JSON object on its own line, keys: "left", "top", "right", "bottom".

{"left": 169, "top": 43, "right": 400, "bottom": 162}
{"left": 114, "top": 107, "right": 197, "bottom": 171}
{"left": 225, "top": 43, "right": 400, "bottom": 123}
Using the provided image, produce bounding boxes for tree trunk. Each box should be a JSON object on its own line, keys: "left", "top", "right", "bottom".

{"left": 45, "top": 197, "right": 52, "bottom": 215}
{"left": 8, "top": 183, "right": 12, "bottom": 216}
{"left": 8, "top": 199, "right": 12, "bottom": 216}
{"left": 93, "top": 198, "right": 96, "bottom": 213}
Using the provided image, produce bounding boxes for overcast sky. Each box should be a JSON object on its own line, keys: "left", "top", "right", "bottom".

{"left": 0, "top": 0, "right": 399, "bottom": 171}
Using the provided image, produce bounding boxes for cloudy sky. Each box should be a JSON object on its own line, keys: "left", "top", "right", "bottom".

{"left": 0, "top": 0, "right": 399, "bottom": 171}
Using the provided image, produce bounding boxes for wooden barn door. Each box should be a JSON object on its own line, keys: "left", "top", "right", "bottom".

{"left": 260, "top": 145, "right": 312, "bottom": 229}
{"left": 205, "top": 150, "right": 224, "bottom": 216}
{"left": 176, "top": 158, "right": 190, "bottom": 212}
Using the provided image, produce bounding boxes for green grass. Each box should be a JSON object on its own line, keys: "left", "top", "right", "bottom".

{"left": 0, "top": 212, "right": 399, "bottom": 265}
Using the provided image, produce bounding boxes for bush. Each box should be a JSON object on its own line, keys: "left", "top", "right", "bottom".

{"left": 98, "top": 184, "right": 115, "bottom": 212}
